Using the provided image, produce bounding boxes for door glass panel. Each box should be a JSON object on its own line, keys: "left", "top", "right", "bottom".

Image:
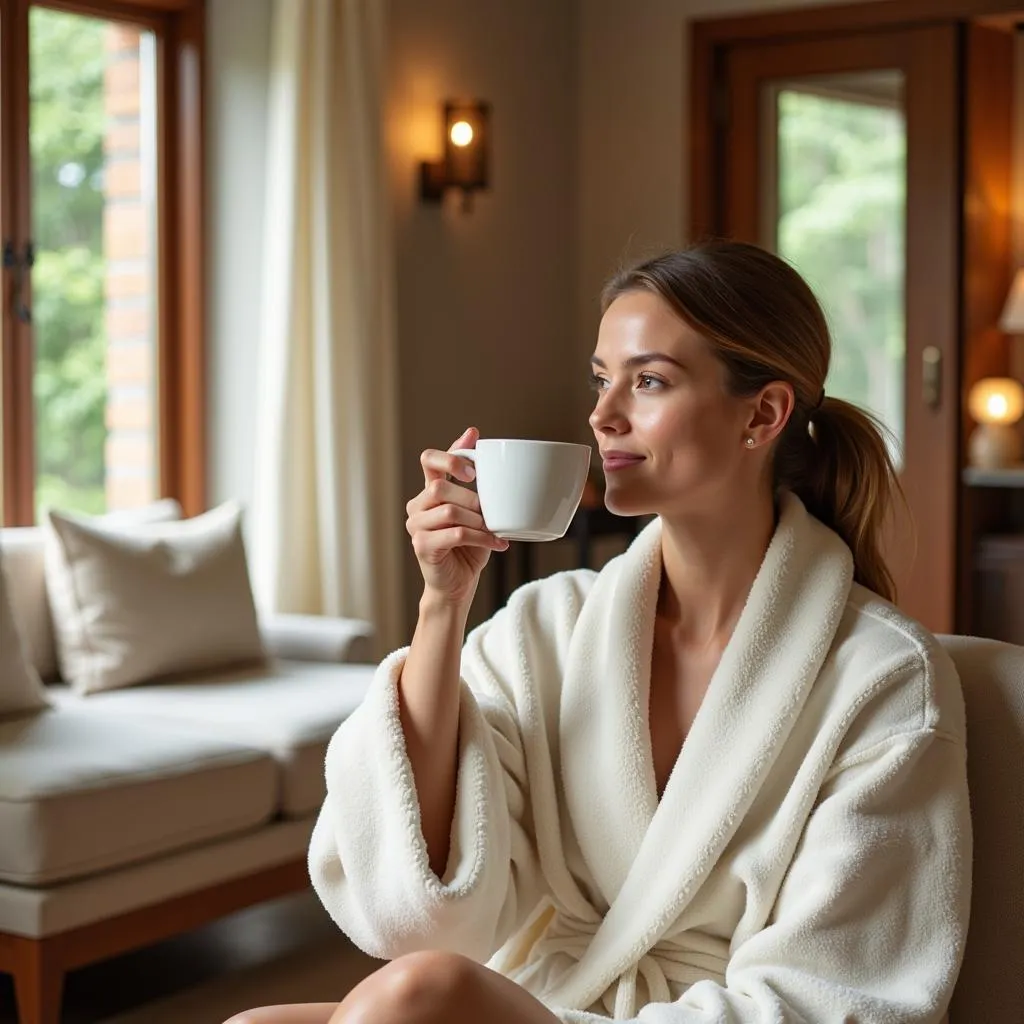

{"left": 30, "top": 6, "right": 159, "bottom": 517}
{"left": 763, "top": 71, "right": 906, "bottom": 466}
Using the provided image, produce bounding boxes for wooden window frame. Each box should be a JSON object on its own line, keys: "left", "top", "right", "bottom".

{"left": 0, "top": 0, "right": 205, "bottom": 525}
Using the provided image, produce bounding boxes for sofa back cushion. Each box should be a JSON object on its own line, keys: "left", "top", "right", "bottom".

{"left": 44, "top": 501, "right": 265, "bottom": 694}
{"left": 0, "top": 499, "right": 183, "bottom": 681}
{"left": 939, "top": 635, "right": 1024, "bottom": 1023}
{"left": 0, "top": 526, "right": 58, "bottom": 680}
{"left": 0, "top": 548, "right": 52, "bottom": 716}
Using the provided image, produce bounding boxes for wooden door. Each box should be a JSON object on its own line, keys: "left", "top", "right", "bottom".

{"left": 720, "top": 26, "right": 960, "bottom": 632}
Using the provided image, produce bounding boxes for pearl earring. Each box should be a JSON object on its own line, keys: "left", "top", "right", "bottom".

{"left": 745, "top": 437, "right": 755, "bottom": 448}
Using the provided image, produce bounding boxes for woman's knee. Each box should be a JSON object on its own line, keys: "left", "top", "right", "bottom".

{"left": 338, "top": 950, "right": 480, "bottom": 1023}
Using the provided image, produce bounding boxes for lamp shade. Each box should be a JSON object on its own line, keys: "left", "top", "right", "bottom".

{"left": 968, "top": 377, "right": 1024, "bottom": 425}
{"left": 1000, "top": 270, "right": 1024, "bottom": 332}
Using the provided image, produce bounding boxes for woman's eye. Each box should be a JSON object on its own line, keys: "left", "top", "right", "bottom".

{"left": 588, "top": 373, "right": 608, "bottom": 392}
{"left": 636, "top": 373, "right": 663, "bottom": 391}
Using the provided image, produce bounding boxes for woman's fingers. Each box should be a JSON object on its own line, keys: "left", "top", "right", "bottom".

{"left": 406, "top": 501, "right": 486, "bottom": 536}
{"left": 406, "top": 478, "right": 481, "bottom": 518}
{"left": 412, "top": 525, "right": 507, "bottom": 560}
{"left": 420, "top": 427, "right": 478, "bottom": 485}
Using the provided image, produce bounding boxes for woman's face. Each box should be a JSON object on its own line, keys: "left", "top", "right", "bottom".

{"left": 589, "top": 290, "right": 757, "bottom": 519}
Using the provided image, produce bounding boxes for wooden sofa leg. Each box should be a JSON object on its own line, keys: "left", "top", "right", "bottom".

{"left": 11, "top": 936, "right": 64, "bottom": 1024}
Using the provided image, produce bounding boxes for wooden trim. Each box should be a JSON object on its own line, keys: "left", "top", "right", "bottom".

{"left": 956, "top": 23, "right": 1015, "bottom": 633}
{"left": 0, "top": 859, "right": 310, "bottom": 1024}
{"left": 157, "top": 0, "right": 205, "bottom": 517}
{"left": 58, "top": 858, "right": 309, "bottom": 969}
{"left": 695, "top": 0, "right": 1024, "bottom": 45}
{"left": 174, "top": 0, "right": 206, "bottom": 515}
{"left": 902, "top": 24, "right": 962, "bottom": 634}
{"left": 689, "top": 21, "right": 719, "bottom": 241}
{"left": 41, "top": 0, "right": 200, "bottom": 13}
{"left": 115, "top": 0, "right": 199, "bottom": 9}
{"left": 1, "top": 0, "right": 35, "bottom": 526}
{"left": 723, "top": 32, "right": 916, "bottom": 240}
{"left": 33, "top": 0, "right": 168, "bottom": 29}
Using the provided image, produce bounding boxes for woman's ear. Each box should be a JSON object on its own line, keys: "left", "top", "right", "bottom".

{"left": 745, "top": 381, "right": 794, "bottom": 445}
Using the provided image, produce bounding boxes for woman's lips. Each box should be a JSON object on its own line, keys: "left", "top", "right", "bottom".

{"left": 602, "top": 453, "right": 645, "bottom": 471}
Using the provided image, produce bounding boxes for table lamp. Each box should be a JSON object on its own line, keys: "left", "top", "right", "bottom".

{"left": 967, "top": 377, "right": 1024, "bottom": 469}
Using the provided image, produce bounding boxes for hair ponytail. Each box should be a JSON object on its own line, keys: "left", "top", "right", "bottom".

{"left": 774, "top": 397, "right": 902, "bottom": 601}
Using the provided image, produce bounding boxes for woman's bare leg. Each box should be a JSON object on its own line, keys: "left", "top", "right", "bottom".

{"left": 330, "top": 951, "right": 561, "bottom": 1024}
{"left": 222, "top": 1002, "right": 338, "bottom": 1024}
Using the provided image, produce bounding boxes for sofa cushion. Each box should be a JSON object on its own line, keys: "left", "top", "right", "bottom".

{"left": 50, "top": 659, "right": 375, "bottom": 817}
{"left": 0, "top": 499, "right": 183, "bottom": 681}
{"left": 0, "top": 818, "right": 316, "bottom": 939}
{"left": 44, "top": 501, "right": 265, "bottom": 694}
{"left": 939, "top": 636, "right": 1024, "bottom": 1024}
{"left": 0, "top": 705, "right": 277, "bottom": 885}
{"left": 0, "top": 550, "right": 52, "bottom": 718}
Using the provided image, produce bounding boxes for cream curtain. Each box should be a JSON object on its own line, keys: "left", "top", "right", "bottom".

{"left": 252, "top": 0, "right": 402, "bottom": 654}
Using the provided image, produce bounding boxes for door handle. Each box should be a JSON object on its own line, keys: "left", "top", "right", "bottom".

{"left": 922, "top": 346, "right": 942, "bottom": 410}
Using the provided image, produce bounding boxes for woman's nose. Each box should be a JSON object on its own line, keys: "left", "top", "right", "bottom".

{"left": 589, "top": 393, "right": 627, "bottom": 434}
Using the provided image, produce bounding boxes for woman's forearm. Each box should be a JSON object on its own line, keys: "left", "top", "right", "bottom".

{"left": 397, "top": 590, "right": 471, "bottom": 877}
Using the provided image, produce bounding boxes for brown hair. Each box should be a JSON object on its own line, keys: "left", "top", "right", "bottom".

{"left": 602, "top": 240, "right": 903, "bottom": 602}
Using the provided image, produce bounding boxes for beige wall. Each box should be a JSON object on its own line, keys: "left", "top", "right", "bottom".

{"left": 387, "top": 0, "right": 579, "bottom": 633}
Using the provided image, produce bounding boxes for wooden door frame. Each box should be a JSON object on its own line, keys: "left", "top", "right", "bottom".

{"left": 690, "top": 0, "right": 1021, "bottom": 632}
{"left": 691, "top": 0, "right": 1024, "bottom": 242}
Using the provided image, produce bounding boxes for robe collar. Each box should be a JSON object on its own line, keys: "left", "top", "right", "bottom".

{"left": 549, "top": 492, "right": 854, "bottom": 1010}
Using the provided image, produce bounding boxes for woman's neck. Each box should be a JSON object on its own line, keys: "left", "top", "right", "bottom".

{"left": 657, "top": 494, "right": 777, "bottom": 649}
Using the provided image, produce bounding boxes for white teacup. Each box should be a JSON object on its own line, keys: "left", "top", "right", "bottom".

{"left": 452, "top": 439, "right": 592, "bottom": 542}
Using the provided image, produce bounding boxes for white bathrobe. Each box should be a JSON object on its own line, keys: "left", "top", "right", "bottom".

{"left": 308, "top": 493, "right": 971, "bottom": 1022}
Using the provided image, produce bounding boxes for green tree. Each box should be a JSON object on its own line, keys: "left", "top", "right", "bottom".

{"left": 776, "top": 88, "right": 906, "bottom": 464}
{"left": 30, "top": 7, "right": 107, "bottom": 515}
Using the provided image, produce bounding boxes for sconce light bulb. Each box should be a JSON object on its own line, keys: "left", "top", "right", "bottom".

{"left": 450, "top": 120, "right": 474, "bottom": 147}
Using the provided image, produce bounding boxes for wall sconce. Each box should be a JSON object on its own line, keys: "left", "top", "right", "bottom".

{"left": 967, "top": 377, "right": 1024, "bottom": 469}
{"left": 420, "top": 100, "right": 490, "bottom": 211}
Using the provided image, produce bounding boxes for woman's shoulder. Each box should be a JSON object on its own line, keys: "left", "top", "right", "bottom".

{"left": 826, "top": 582, "right": 966, "bottom": 749}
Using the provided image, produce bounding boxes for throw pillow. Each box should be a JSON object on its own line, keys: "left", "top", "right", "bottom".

{"left": 43, "top": 501, "right": 265, "bottom": 694}
{"left": 1, "top": 498, "right": 183, "bottom": 681}
{"left": 0, "top": 549, "right": 52, "bottom": 716}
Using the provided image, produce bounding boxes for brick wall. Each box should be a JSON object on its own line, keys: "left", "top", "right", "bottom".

{"left": 103, "top": 24, "right": 155, "bottom": 511}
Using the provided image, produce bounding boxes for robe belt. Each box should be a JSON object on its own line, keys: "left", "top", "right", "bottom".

{"left": 528, "top": 908, "right": 730, "bottom": 1019}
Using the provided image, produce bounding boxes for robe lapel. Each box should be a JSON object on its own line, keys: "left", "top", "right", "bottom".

{"left": 559, "top": 516, "right": 663, "bottom": 906}
{"left": 549, "top": 493, "right": 854, "bottom": 1011}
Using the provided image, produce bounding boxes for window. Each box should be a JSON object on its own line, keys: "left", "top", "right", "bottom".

{"left": 0, "top": 0, "right": 204, "bottom": 525}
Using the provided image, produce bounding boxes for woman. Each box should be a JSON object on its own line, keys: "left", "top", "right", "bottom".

{"left": 228, "top": 241, "right": 970, "bottom": 1023}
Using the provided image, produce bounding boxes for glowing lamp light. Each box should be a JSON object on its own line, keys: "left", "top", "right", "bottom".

{"left": 450, "top": 120, "right": 474, "bottom": 147}
{"left": 967, "top": 377, "right": 1024, "bottom": 469}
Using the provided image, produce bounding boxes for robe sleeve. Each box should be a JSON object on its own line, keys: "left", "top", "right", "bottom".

{"left": 562, "top": 723, "right": 969, "bottom": 1024}
{"left": 307, "top": 576, "right": 587, "bottom": 963}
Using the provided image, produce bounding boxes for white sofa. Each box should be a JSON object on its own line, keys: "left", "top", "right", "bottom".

{"left": 0, "top": 521, "right": 377, "bottom": 1024}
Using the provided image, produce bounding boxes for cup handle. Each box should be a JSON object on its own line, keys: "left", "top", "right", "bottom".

{"left": 449, "top": 448, "right": 477, "bottom": 463}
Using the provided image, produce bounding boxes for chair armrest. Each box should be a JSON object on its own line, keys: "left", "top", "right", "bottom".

{"left": 259, "top": 613, "right": 375, "bottom": 664}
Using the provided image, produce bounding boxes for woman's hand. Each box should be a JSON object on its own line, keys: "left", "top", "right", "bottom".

{"left": 406, "top": 427, "right": 509, "bottom": 607}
